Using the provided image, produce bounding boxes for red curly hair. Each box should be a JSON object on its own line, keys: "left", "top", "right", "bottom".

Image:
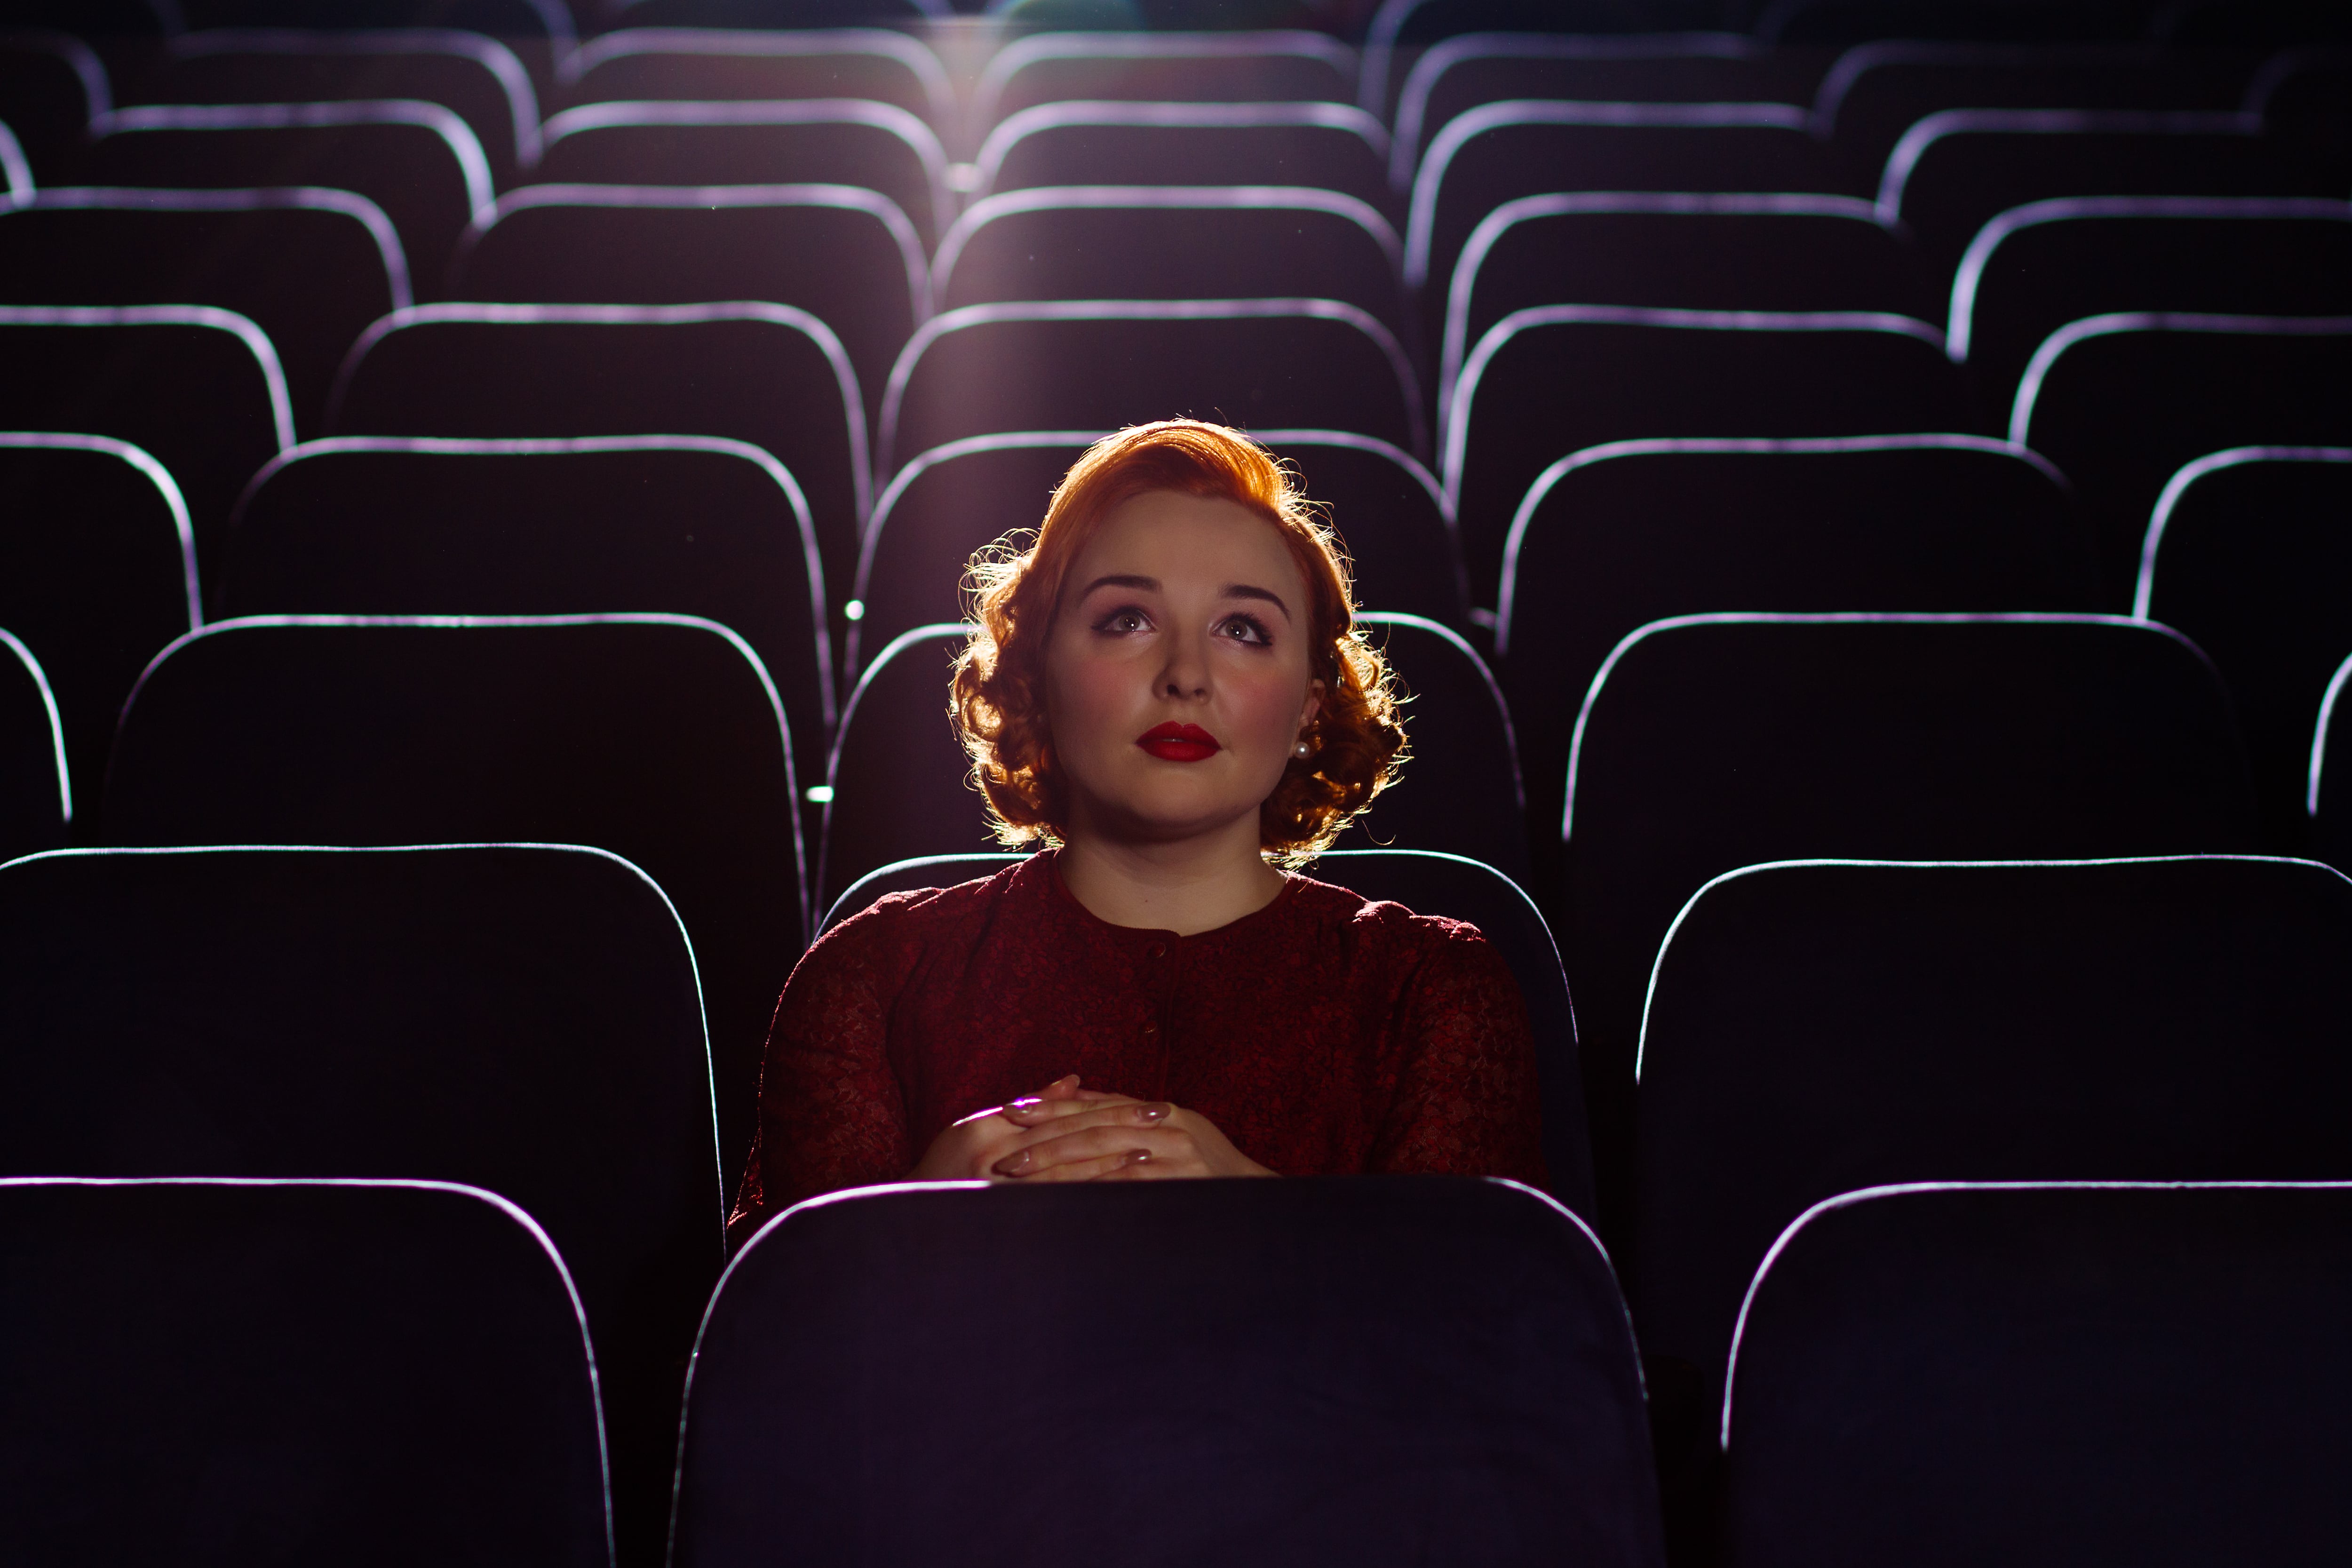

{"left": 950, "top": 421, "right": 1407, "bottom": 864}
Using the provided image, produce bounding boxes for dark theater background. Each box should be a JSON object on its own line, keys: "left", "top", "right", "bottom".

{"left": 0, "top": 0, "right": 2348, "bottom": 1563}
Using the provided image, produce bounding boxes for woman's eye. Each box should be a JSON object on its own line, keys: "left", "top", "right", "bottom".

{"left": 1094, "top": 607, "right": 1150, "bottom": 634}
{"left": 1219, "top": 616, "right": 1271, "bottom": 645}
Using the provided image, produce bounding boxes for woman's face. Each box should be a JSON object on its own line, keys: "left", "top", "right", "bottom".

{"left": 1042, "top": 488, "right": 1324, "bottom": 845}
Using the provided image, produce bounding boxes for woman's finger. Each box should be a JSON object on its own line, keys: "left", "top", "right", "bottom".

{"left": 1000, "top": 1148, "right": 1136, "bottom": 1184}
{"left": 1090, "top": 1150, "right": 1173, "bottom": 1181}
{"left": 1000, "top": 1094, "right": 1159, "bottom": 1129}
{"left": 993, "top": 1116, "right": 1176, "bottom": 1175}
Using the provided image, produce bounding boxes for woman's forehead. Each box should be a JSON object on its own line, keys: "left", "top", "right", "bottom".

{"left": 1074, "top": 490, "right": 1303, "bottom": 589}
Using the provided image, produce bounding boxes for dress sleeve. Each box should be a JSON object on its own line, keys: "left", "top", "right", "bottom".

{"left": 727, "top": 901, "right": 921, "bottom": 1248}
{"left": 1367, "top": 922, "right": 1549, "bottom": 1187}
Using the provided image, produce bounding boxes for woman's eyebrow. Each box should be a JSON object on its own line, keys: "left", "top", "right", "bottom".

{"left": 1223, "top": 584, "right": 1292, "bottom": 619}
{"left": 1078, "top": 573, "right": 1158, "bottom": 597}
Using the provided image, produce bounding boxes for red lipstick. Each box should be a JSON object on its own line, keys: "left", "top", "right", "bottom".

{"left": 1136, "top": 722, "right": 1220, "bottom": 763}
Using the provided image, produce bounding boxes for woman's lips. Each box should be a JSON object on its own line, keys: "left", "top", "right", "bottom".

{"left": 1136, "top": 722, "right": 1221, "bottom": 763}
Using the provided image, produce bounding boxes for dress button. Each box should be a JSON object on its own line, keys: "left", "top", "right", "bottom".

{"left": 1146, "top": 943, "right": 1168, "bottom": 960}
{"left": 1143, "top": 1019, "right": 1160, "bottom": 1036}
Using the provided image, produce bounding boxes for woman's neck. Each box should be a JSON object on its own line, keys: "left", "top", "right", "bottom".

{"left": 1054, "top": 817, "right": 1288, "bottom": 936}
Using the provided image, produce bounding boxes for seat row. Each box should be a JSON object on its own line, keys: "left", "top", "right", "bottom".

{"left": 0, "top": 239, "right": 2342, "bottom": 612}
{"left": 9, "top": 22, "right": 2346, "bottom": 173}
{"left": 11, "top": 606, "right": 2352, "bottom": 1203}
{"left": 9, "top": 431, "right": 2352, "bottom": 867}
{"left": 4, "top": 845, "right": 2349, "bottom": 1562}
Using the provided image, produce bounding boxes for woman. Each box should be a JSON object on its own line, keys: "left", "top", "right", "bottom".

{"left": 729, "top": 421, "right": 1543, "bottom": 1243}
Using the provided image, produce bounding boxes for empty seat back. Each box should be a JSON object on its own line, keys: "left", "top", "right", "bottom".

{"left": 1563, "top": 615, "right": 2259, "bottom": 1221}
{"left": 2137, "top": 447, "right": 2352, "bottom": 849}
{"left": 0, "top": 30, "right": 106, "bottom": 180}
{"left": 0, "top": 189, "right": 405, "bottom": 438}
{"left": 98, "top": 616, "right": 804, "bottom": 1195}
{"left": 534, "top": 101, "right": 951, "bottom": 245}
{"left": 0, "top": 1178, "right": 612, "bottom": 1568}
{"left": 823, "top": 848, "right": 1597, "bottom": 1218}
{"left": 1951, "top": 199, "right": 2352, "bottom": 409}
{"left": 672, "top": 1178, "right": 1659, "bottom": 1568}
{"left": 1722, "top": 1182, "right": 2352, "bottom": 1568}
{"left": 0, "top": 308, "right": 291, "bottom": 560}
{"left": 218, "top": 436, "right": 834, "bottom": 757}
{"left": 2307, "top": 653, "right": 2352, "bottom": 877}
{"left": 2014, "top": 312, "right": 2352, "bottom": 606}
{"left": 1392, "top": 34, "right": 1807, "bottom": 188}
{"left": 1637, "top": 857, "right": 2352, "bottom": 1478}
{"left": 880, "top": 302, "right": 1425, "bottom": 482}
{"left": 934, "top": 189, "right": 1405, "bottom": 333}
{"left": 1438, "top": 196, "right": 1937, "bottom": 420}
{"left": 84, "top": 102, "right": 495, "bottom": 284}
{"left": 0, "top": 628, "right": 65, "bottom": 859}
{"left": 1406, "top": 102, "right": 1837, "bottom": 298}
{"left": 852, "top": 429, "right": 1464, "bottom": 678}
{"left": 972, "top": 102, "right": 1391, "bottom": 210}
{"left": 0, "top": 434, "right": 197, "bottom": 813}
{"left": 0, "top": 844, "right": 717, "bottom": 1568}
{"left": 325, "top": 302, "right": 867, "bottom": 604}
{"left": 1882, "top": 109, "right": 2339, "bottom": 269}
{"left": 1497, "top": 437, "right": 2096, "bottom": 895}
{"left": 1818, "top": 43, "right": 2249, "bottom": 191}
{"left": 556, "top": 27, "right": 953, "bottom": 122}
{"left": 1446, "top": 310, "right": 1971, "bottom": 606}
{"left": 141, "top": 28, "right": 543, "bottom": 188}
{"left": 447, "top": 186, "right": 922, "bottom": 431}
{"left": 971, "top": 30, "right": 1358, "bottom": 135}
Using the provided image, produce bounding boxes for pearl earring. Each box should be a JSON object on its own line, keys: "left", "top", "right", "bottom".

{"left": 1295, "top": 740, "right": 1311, "bottom": 757}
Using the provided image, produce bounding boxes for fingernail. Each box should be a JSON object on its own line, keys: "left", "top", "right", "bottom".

{"left": 993, "top": 1149, "right": 1032, "bottom": 1176}
{"left": 1005, "top": 1097, "right": 1042, "bottom": 1114}
{"left": 1124, "top": 1149, "right": 1151, "bottom": 1165}
{"left": 1135, "top": 1104, "right": 1168, "bottom": 1122}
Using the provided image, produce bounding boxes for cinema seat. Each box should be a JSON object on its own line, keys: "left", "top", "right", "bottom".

{"left": 2135, "top": 447, "right": 2352, "bottom": 849}
{"left": 0, "top": 1178, "right": 612, "bottom": 1568}
{"left": 1722, "top": 1182, "right": 2352, "bottom": 1568}
{"left": 0, "top": 628, "right": 65, "bottom": 860}
{"left": 0, "top": 309, "right": 290, "bottom": 565}
{"left": 0, "top": 188, "right": 407, "bottom": 438}
{"left": 83, "top": 101, "right": 497, "bottom": 287}
{"left": 135, "top": 27, "right": 544, "bottom": 189}
{"left": 324, "top": 303, "right": 868, "bottom": 605}
{"left": 1560, "top": 614, "right": 2258, "bottom": 1230}
{"left": 878, "top": 301, "right": 1425, "bottom": 483}
{"left": 1634, "top": 855, "right": 2352, "bottom": 1538}
{"left": 1949, "top": 198, "right": 2352, "bottom": 408}
{"left": 2012, "top": 312, "right": 2352, "bottom": 606}
{"left": 447, "top": 185, "right": 922, "bottom": 431}
{"left": 218, "top": 436, "right": 835, "bottom": 756}
{"left": 1494, "top": 435, "right": 2095, "bottom": 894}
{"left": 0, "top": 844, "right": 715, "bottom": 1568}
{"left": 0, "top": 435, "right": 197, "bottom": 814}
{"left": 555, "top": 26, "right": 953, "bottom": 123}
{"left": 99, "top": 615, "right": 805, "bottom": 1195}
{"left": 825, "top": 850, "right": 1597, "bottom": 1218}
{"left": 1446, "top": 310, "right": 1972, "bottom": 606}
{"left": 672, "top": 1178, "right": 1659, "bottom": 1568}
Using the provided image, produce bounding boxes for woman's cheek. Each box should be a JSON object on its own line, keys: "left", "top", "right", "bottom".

{"left": 1224, "top": 658, "right": 1311, "bottom": 760}
{"left": 1062, "top": 645, "right": 1149, "bottom": 753}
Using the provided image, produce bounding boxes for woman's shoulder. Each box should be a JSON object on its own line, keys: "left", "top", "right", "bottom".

{"left": 815, "top": 856, "right": 1041, "bottom": 954}
{"left": 1284, "top": 871, "right": 1500, "bottom": 961}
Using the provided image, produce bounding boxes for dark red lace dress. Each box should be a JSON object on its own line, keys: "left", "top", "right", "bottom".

{"left": 728, "top": 851, "right": 1547, "bottom": 1243}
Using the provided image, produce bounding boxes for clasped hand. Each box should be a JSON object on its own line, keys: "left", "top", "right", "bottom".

{"left": 908, "top": 1074, "right": 1274, "bottom": 1184}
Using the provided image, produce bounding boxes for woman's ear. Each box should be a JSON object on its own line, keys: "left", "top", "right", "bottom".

{"left": 1298, "top": 678, "right": 1326, "bottom": 732}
